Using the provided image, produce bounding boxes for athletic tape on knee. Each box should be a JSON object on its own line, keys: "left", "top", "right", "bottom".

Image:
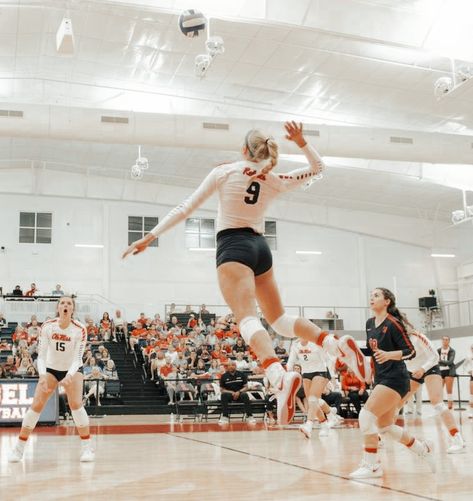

{"left": 379, "top": 424, "right": 403, "bottom": 442}
{"left": 358, "top": 408, "right": 378, "bottom": 435}
{"left": 433, "top": 402, "right": 448, "bottom": 415}
{"left": 71, "top": 407, "right": 89, "bottom": 429}
{"left": 22, "top": 409, "right": 40, "bottom": 430}
{"left": 239, "top": 316, "right": 265, "bottom": 345}
{"left": 270, "top": 314, "right": 297, "bottom": 339}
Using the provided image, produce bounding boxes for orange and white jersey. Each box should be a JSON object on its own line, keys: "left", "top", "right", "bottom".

{"left": 37, "top": 318, "right": 86, "bottom": 376}
{"left": 405, "top": 330, "right": 439, "bottom": 373}
{"left": 150, "top": 144, "right": 325, "bottom": 237}
{"left": 287, "top": 340, "right": 327, "bottom": 373}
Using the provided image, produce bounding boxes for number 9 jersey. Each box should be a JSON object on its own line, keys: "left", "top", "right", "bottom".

{"left": 149, "top": 144, "right": 325, "bottom": 238}
{"left": 37, "top": 318, "right": 87, "bottom": 376}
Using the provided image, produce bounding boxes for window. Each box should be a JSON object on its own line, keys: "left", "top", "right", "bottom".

{"left": 128, "top": 216, "right": 159, "bottom": 247}
{"left": 19, "top": 212, "right": 52, "bottom": 244}
{"left": 264, "top": 220, "right": 277, "bottom": 250}
{"left": 185, "top": 218, "right": 215, "bottom": 249}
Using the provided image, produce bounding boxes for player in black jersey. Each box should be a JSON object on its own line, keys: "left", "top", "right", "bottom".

{"left": 349, "top": 288, "right": 435, "bottom": 479}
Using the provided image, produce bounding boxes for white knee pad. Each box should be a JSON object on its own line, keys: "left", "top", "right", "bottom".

{"left": 71, "top": 407, "right": 89, "bottom": 429}
{"left": 447, "top": 394, "right": 453, "bottom": 400}
{"left": 239, "top": 316, "right": 265, "bottom": 345}
{"left": 358, "top": 408, "right": 378, "bottom": 435}
{"left": 308, "top": 396, "right": 318, "bottom": 404}
{"left": 22, "top": 409, "right": 40, "bottom": 430}
{"left": 270, "top": 314, "right": 297, "bottom": 339}
{"left": 433, "top": 402, "right": 448, "bottom": 415}
{"left": 379, "top": 424, "right": 403, "bottom": 441}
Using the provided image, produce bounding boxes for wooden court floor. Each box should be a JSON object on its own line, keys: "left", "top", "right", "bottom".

{"left": 0, "top": 409, "right": 471, "bottom": 501}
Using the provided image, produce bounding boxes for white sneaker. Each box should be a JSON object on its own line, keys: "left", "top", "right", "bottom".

{"left": 247, "top": 416, "right": 257, "bottom": 425}
{"left": 299, "top": 421, "right": 312, "bottom": 439}
{"left": 319, "top": 421, "right": 330, "bottom": 437}
{"left": 337, "top": 335, "right": 371, "bottom": 383}
{"left": 80, "top": 446, "right": 95, "bottom": 462}
{"left": 275, "top": 371, "right": 302, "bottom": 425}
{"left": 419, "top": 440, "right": 436, "bottom": 473}
{"left": 327, "top": 408, "right": 343, "bottom": 428}
{"left": 349, "top": 461, "right": 383, "bottom": 479}
{"left": 8, "top": 444, "right": 24, "bottom": 463}
{"left": 218, "top": 416, "right": 229, "bottom": 425}
{"left": 447, "top": 434, "right": 466, "bottom": 454}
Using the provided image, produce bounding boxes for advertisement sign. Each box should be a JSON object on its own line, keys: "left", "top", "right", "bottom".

{"left": 0, "top": 379, "right": 58, "bottom": 424}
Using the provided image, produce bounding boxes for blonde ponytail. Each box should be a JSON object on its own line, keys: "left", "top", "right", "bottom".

{"left": 245, "top": 129, "right": 279, "bottom": 175}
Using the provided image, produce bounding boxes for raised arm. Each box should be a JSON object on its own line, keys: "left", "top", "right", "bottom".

{"left": 36, "top": 324, "right": 50, "bottom": 376}
{"left": 122, "top": 167, "right": 221, "bottom": 258}
{"left": 277, "top": 122, "right": 325, "bottom": 192}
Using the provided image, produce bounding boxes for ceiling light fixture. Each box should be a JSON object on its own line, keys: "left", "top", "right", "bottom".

{"left": 431, "top": 254, "right": 456, "bottom": 258}
{"left": 74, "top": 244, "right": 104, "bottom": 249}
{"left": 130, "top": 145, "right": 148, "bottom": 180}
{"left": 189, "top": 247, "right": 216, "bottom": 252}
{"left": 56, "top": 17, "right": 74, "bottom": 54}
{"left": 296, "top": 250, "right": 323, "bottom": 255}
{"left": 451, "top": 190, "right": 473, "bottom": 225}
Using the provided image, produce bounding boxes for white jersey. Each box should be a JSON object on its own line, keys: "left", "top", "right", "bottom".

{"left": 150, "top": 144, "right": 325, "bottom": 237}
{"left": 463, "top": 354, "right": 473, "bottom": 375}
{"left": 37, "top": 318, "right": 86, "bottom": 376}
{"left": 287, "top": 341, "right": 327, "bottom": 373}
{"left": 404, "top": 331, "right": 439, "bottom": 373}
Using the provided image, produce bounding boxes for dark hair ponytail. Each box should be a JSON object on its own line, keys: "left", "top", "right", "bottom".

{"left": 377, "top": 287, "right": 413, "bottom": 332}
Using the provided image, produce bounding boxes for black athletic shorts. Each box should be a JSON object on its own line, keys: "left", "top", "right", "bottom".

{"left": 302, "top": 370, "right": 330, "bottom": 380}
{"left": 374, "top": 377, "right": 410, "bottom": 398}
{"left": 440, "top": 369, "right": 453, "bottom": 379}
{"left": 409, "top": 365, "right": 441, "bottom": 385}
{"left": 46, "top": 366, "right": 83, "bottom": 382}
{"left": 216, "top": 227, "right": 272, "bottom": 276}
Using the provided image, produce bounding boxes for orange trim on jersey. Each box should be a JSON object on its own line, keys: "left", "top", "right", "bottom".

{"left": 387, "top": 314, "right": 415, "bottom": 352}
{"left": 364, "top": 447, "right": 377, "bottom": 454}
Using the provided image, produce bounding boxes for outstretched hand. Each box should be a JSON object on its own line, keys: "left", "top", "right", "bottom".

{"left": 284, "top": 121, "right": 306, "bottom": 148}
{"left": 122, "top": 234, "right": 155, "bottom": 259}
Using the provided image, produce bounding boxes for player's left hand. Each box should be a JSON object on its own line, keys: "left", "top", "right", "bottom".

{"left": 412, "top": 368, "right": 425, "bottom": 380}
{"left": 122, "top": 233, "right": 155, "bottom": 259}
{"left": 373, "top": 349, "right": 392, "bottom": 364}
{"left": 284, "top": 121, "right": 306, "bottom": 148}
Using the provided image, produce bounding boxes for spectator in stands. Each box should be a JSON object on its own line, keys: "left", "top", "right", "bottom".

{"left": 177, "top": 363, "right": 196, "bottom": 401}
{"left": 193, "top": 327, "right": 206, "bottom": 348}
{"left": 200, "top": 304, "right": 209, "bottom": 315}
{"left": 16, "top": 358, "right": 31, "bottom": 376}
{"left": 86, "top": 318, "right": 101, "bottom": 342}
{"left": 12, "top": 285, "right": 23, "bottom": 296}
{"left": 51, "top": 284, "right": 64, "bottom": 296}
{"left": 0, "top": 339, "right": 11, "bottom": 351}
{"left": 184, "top": 305, "right": 192, "bottom": 314}
{"left": 274, "top": 340, "right": 288, "bottom": 358}
{"left": 187, "top": 350, "right": 198, "bottom": 370}
{"left": 341, "top": 367, "right": 368, "bottom": 415}
{"left": 25, "top": 315, "right": 38, "bottom": 328}
{"left": 219, "top": 361, "right": 256, "bottom": 424}
{"left": 101, "top": 348, "right": 111, "bottom": 364}
{"left": 232, "top": 337, "right": 247, "bottom": 357}
{"left": 0, "top": 312, "right": 6, "bottom": 329}
{"left": 83, "top": 356, "right": 100, "bottom": 377}
{"left": 99, "top": 312, "right": 114, "bottom": 342}
{"left": 191, "top": 359, "right": 209, "bottom": 378}
{"left": 164, "top": 365, "right": 178, "bottom": 405}
{"left": 235, "top": 352, "right": 250, "bottom": 371}
{"left": 26, "top": 365, "right": 37, "bottom": 377}
{"left": 168, "top": 316, "right": 181, "bottom": 334}
{"left": 151, "top": 313, "right": 164, "bottom": 331}
{"left": 137, "top": 312, "right": 149, "bottom": 328}
{"left": 129, "top": 321, "right": 146, "bottom": 349}
{"left": 0, "top": 366, "right": 5, "bottom": 379}
{"left": 206, "top": 329, "right": 218, "bottom": 348}
{"left": 12, "top": 325, "right": 28, "bottom": 345}
{"left": 174, "top": 351, "right": 187, "bottom": 369}
{"left": 206, "top": 318, "right": 216, "bottom": 335}
{"left": 103, "top": 360, "right": 118, "bottom": 380}
{"left": 168, "top": 303, "right": 177, "bottom": 318}
{"left": 83, "top": 366, "right": 105, "bottom": 406}
{"left": 3, "top": 355, "right": 17, "bottom": 377}
{"left": 25, "top": 283, "right": 38, "bottom": 297}
{"left": 187, "top": 314, "right": 197, "bottom": 329}
{"left": 151, "top": 350, "right": 166, "bottom": 381}
{"left": 27, "top": 319, "right": 40, "bottom": 343}
{"left": 113, "top": 310, "right": 127, "bottom": 341}
{"left": 208, "top": 359, "right": 222, "bottom": 378}
{"left": 198, "top": 346, "right": 212, "bottom": 365}
{"left": 212, "top": 345, "right": 229, "bottom": 365}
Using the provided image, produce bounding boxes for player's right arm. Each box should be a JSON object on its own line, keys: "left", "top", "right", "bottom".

{"left": 36, "top": 323, "right": 51, "bottom": 392}
{"left": 122, "top": 168, "right": 222, "bottom": 258}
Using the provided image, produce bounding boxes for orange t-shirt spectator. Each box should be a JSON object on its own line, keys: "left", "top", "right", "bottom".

{"left": 341, "top": 371, "right": 366, "bottom": 392}
{"left": 25, "top": 283, "right": 38, "bottom": 297}
{"left": 160, "top": 362, "right": 174, "bottom": 378}
{"left": 137, "top": 313, "right": 149, "bottom": 328}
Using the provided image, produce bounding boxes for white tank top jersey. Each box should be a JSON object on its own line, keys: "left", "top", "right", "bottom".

{"left": 404, "top": 331, "right": 439, "bottom": 373}
{"left": 150, "top": 144, "right": 325, "bottom": 238}
{"left": 37, "top": 318, "right": 87, "bottom": 375}
{"left": 286, "top": 341, "right": 327, "bottom": 373}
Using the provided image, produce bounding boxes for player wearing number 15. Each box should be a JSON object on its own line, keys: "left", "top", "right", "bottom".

{"left": 123, "top": 122, "right": 358, "bottom": 425}
{"left": 9, "top": 296, "right": 94, "bottom": 463}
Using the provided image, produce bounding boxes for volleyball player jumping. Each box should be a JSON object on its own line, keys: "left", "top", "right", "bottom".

{"left": 123, "top": 122, "right": 367, "bottom": 424}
